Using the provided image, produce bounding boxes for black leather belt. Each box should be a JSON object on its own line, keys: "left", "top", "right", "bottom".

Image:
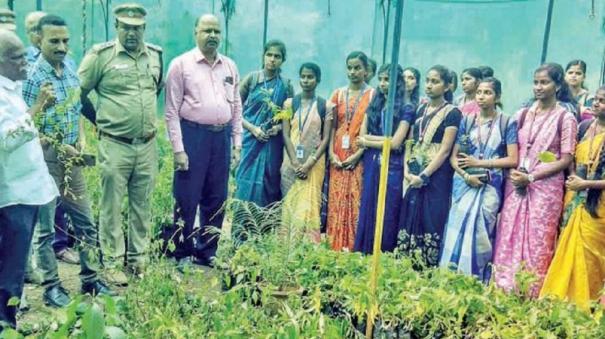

{"left": 99, "top": 130, "right": 156, "bottom": 145}
{"left": 181, "top": 119, "right": 229, "bottom": 132}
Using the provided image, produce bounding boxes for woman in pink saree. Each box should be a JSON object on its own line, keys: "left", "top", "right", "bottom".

{"left": 493, "top": 63, "right": 577, "bottom": 295}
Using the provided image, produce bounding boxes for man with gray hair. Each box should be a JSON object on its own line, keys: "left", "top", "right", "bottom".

{"left": 24, "top": 11, "right": 46, "bottom": 65}
{"left": 0, "top": 29, "right": 58, "bottom": 331}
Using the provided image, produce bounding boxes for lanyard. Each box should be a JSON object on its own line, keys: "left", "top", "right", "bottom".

{"left": 475, "top": 114, "right": 497, "bottom": 159}
{"left": 418, "top": 103, "right": 447, "bottom": 143}
{"left": 524, "top": 109, "right": 550, "bottom": 155}
{"left": 262, "top": 75, "right": 280, "bottom": 102}
{"left": 344, "top": 85, "right": 366, "bottom": 125}
{"left": 298, "top": 97, "right": 315, "bottom": 134}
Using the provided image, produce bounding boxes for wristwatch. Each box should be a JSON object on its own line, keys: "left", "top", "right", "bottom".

{"left": 527, "top": 174, "right": 535, "bottom": 183}
{"left": 420, "top": 173, "right": 430, "bottom": 186}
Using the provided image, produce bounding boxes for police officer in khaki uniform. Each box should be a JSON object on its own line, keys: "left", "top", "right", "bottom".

{"left": 0, "top": 8, "right": 17, "bottom": 31}
{"left": 78, "top": 3, "right": 162, "bottom": 285}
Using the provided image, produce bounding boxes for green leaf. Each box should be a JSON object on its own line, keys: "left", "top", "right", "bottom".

{"left": 0, "top": 327, "right": 22, "bottom": 339}
{"left": 81, "top": 303, "right": 105, "bottom": 339}
{"left": 6, "top": 297, "right": 19, "bottom": 306}
{"left": 105, "top": 326, "right": 127, "bottom": 339}
{"left": 538, "top": 151, "right": 557, "bottom": 163}
{"left": 102, "top": 295, "right": 117, "bottom": 315}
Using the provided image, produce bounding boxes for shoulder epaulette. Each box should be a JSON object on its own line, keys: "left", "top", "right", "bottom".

{"left": 145, "top": 43, "right": 163, "bottom": 54}
{"left": 89, "top": 41, "right": 116, "bottom": 54}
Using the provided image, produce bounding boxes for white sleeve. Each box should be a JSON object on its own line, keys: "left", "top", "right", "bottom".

{"left": 0, "top": 103, "right": 38, "bottom": 152}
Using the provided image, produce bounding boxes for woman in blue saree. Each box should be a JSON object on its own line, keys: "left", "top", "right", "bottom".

{"left": 235, "top": 40, "right": 294, "bottom": 207}
{"left": 439, "top": 77, "right": 518, "bottom": 282}
{"left": 397, "top": 65, "right": 461, "bottom": 267}
{"left": 354, "top": 64, "right": 415, "bottom": 254}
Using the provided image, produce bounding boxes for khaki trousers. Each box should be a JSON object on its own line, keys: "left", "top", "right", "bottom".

{"left": 97, "top": 135, "right": 157, "bottom": 268}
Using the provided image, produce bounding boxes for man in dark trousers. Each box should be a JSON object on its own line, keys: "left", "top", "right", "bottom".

{"left": 0, "top": 29, "right": 58, "bottom": 332}
{"left": 164, "top": 14, "right": 242, "bottom": 270}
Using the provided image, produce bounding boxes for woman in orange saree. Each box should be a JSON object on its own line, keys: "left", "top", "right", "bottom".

{"left": 326, "top": 51, "right": 374, "bottom": 251}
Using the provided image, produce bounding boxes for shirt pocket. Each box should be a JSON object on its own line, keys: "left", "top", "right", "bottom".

{"left": 103, "top": 64, "right": 136, "bottom": 90}
{"left": 223, "top": 82, "right": 235, "bottom": 103}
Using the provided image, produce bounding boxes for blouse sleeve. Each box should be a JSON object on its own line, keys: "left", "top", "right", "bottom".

{"left": 505, "top": 119, "right": 518, "bottom": 145}
{"left": 444, "top": 107, "right": 462, "bottom": 128}
{"left": 330, "top": 89, "right": 340, "bottom": 106}
{"left": 560, "top": 111, "right": 578, "bottom": 155}
{"left": 401, "top": 103, "right": 416, "bottom": 124}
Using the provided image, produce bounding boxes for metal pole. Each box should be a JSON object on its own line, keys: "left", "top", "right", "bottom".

{"left": 365, "top": 0, "right": 404, "bottom": 338}
{"left": 370, "top": 0, "right": 381, "bottom": 57}
{"left": 600, "top": 45, "right": 605, "bottom": 86}
{"left": 540, "top": 0, "right": 555, "bottom": 64}
{"left": 381, "top": 0, "right": 391, "bottom": 65}
{"left": 36, "top": 0, "right": 42, "bottom": 11}
{"left": 82, "top": 0, "right": 86, "bottom": 53}
{"left": 105, "top": 0, "right": 111, "bottom": 42}
{"left": 91, "top": 1, "right": 95, "bottom": 46}
{"left": 262, "top": 0, "right": 269, "bottom": 47}
{"left": 8, "top": 0, "right": 14, "bottom": 10}
{"left": 384, "top": 3, "right": 404, "bottom": 137}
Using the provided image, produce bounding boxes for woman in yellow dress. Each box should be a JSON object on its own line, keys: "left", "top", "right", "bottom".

{"left": 281, "top": 63, "right": 333, "bottom": 242}
{"left": 540, "top": 86, "right": 605, "bottom": 310}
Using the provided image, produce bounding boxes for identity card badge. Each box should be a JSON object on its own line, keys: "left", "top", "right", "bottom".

{"left": 342, "top": 134, "right": 350, "bottom": 150}
{"left": 296, "top": 144, "right": 305, "bottom": 159}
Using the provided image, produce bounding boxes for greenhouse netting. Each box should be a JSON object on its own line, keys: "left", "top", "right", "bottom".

{"left": 2, "top": 0, "right": 604, "bottom": 108}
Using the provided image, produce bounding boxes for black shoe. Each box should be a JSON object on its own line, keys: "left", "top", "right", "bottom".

{"left": 192, "top": 256, "right": 215, "bottom": 268}
{"left": 81, "top": 280, "right": 117, "bottom": 297}
{"left": 43, "top": 285, "right": 71, "bottom": 308}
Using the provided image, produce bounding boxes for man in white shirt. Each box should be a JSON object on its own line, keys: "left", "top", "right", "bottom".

{"left": 0, "top": 29, "right": 57, "bottom": 332}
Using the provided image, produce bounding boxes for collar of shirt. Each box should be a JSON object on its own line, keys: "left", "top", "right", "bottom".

{"left": 115, "top": 39, "right": 150, "bottom": 58}
{"left": 26, "top": 45, "right": 40, "bottom": 61}
{"left": 36, "top": 57, "right": 73, "bottom": 80}
{"left": 192, "top": 47, "right": 223, "bottom": 67}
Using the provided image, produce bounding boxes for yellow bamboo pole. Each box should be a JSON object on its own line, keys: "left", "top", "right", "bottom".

{"left": 365, "top": 137, "right": 392, "bottom": 338}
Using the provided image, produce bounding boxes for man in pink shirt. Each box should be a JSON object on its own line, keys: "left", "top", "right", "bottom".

{"left": 164, "top": 14, "right": 242, "bottom": 269}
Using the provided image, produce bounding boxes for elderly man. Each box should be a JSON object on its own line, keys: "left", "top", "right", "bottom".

{"left": 79, "top": 3, "right": 163, "bottom": 284}
{"left": 0, "top": 29, "right": 57, "bottom": 332}
{"left": 23, "top": 14, "right": 114, "bottom": 308}
{"left": 24, "top": 11, "right": 46, "bottom": 65}
{"left": 0, "top": 8, "right": 16, "bottom": 31}
{"left": 165, "top": 14, "right": 242, "bottom": 270}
